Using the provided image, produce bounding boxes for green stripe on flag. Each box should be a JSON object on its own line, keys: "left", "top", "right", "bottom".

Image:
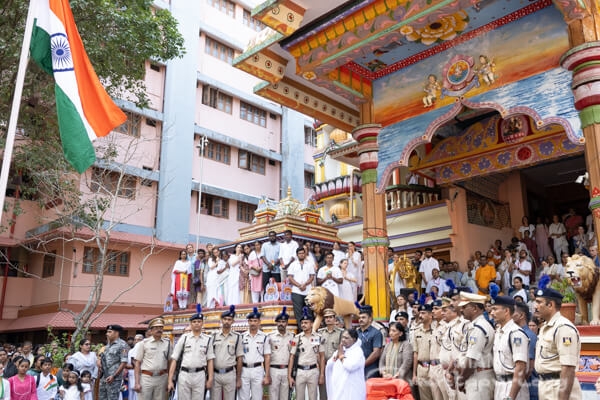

{"left": 30, "top": 24, "right": 54, "bottom": 75}
{"left": 55, "top": 85, "right": 96, "bottom": 173}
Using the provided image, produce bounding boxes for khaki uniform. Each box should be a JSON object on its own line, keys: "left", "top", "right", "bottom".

{"left": 266, "top": 330, "right": 294, "bottom": 400}
{"left": 240, "top": 330, "right": 271, "bottom": 400}
{"left": 413, "top": 324, "right": 434, "bottom": 400}
{"left": 212, "top": 330, "right": 243, "bottom": 400}
{"left": 463, "top": 315, "right": 495, "bottom": 398}
{"left": 430, "top": 320, "right": 447, "bottom": 400}
{"left": 493, "top": 320, "right": 529, "bottom": 400}
{"left": 290, "top": 332, "right": 324, "bottom": 400}
{"left": 136, "top": 337, "right": 172, "bottom": 400}
{"left": 99, "top": 338, "right": 128, "bottom": 400}
{"left": 171, "top": 332, "right": 214, "bottom": 400}
{"left": 317, "top": 327, "right": 343, "bottom": 400}
{"left": 451, "top": 317, "right": 469, "bottom": 400}
{"left": 440, "top": 317, "right": 468, "bottom": 400}
{"left": 534, "top": 312, "right": 582, "bottom": 400}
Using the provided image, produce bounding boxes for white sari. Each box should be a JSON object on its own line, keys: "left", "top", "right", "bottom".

{"left": 325, "top": 339, "right": 366, "bottom": 400}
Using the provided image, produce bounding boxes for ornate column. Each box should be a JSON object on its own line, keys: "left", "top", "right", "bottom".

{"left": 352, "top": 124, "right": 389, "bottom": 320}
{"left": 561, "top": 41, "right": 600, "bottom": 242}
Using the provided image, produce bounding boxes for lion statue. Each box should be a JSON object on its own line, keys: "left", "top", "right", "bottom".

{"left": 565, "top": 254, "right": 600, "bottom": 325}
{"left": 304, "top": 286, "right": 360, "bottom": 332}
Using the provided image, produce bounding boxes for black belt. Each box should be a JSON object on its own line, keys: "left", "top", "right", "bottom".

{"left": 215, "top": 366, "right": 235, "bottom": 374}
{"left": 181, "top": 366, "right": 205, "bottom": 373}
{"left": 271, "top": 364, "right": 288, "bottom": 369}
{"left": 297, "top": 364, "right": 317, "bottom": 371}
{"left": 418, "top": 361, "right": 431, "bottom": 367}
{"left": 496, "top": 373, "right": 513, "bottom": 382}
{"left": 539, "top": 372, "right": 561, "bottom": 381}
{"left": 243, "top": 362, "right": 262, "bottom": 368}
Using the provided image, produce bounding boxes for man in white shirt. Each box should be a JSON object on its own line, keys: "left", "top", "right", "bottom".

{"left": 288, "top": 247, "right": 315, "bottom": 329}
{"left": 419, "top": 248, "right": 439, "bottom": 290}
{"left": 317, "top": 252, "right": 343, "bottom": 297}
{"left": 425, "top": 268, "right": 448, "bottom": 295}
{"left": 278, "top": 229, "right": 299, "bottom": 281}
{"left": 513, "top": 249, "right": 532, "bottom": 287}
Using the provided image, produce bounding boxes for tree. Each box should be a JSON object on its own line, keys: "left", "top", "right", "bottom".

{"left": 0, "top": 0, "right": 184, "bottom": 350}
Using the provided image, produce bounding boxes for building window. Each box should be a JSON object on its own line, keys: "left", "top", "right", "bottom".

{"left": 42, "top": 252, "right": 56, "bottom": 278}
{"left": 114, "top": 111, "right": 141, "bottom": 137}
{"left": 240, "top": 102, "right": 266, "bottom": 127}
{"left": 205, "top": 36, "right": 234, "bottom": 64}
{"left": 90, "top": 168, "right": 137, "bottom": 199}
{"left": 208, "top": 0, "right": 235, "bottom": 17}
{"left": 243, "top": 9, "right": 265, "bottom": 31}
{"left": 201, "top": 194, "right": 229, "bottom": 218}
{"left": 304, "top": 126, "right": 317, "bottom": 147}
{"left": 202, "top": 85, "right": 233, "bottom": 114}
{"left": 82, "top": 247, "right": 130, "bottom": 276}
{"left": 237, "top": 201, "right": 256, "bottom": 223}
{"left": 238, "top": 150, "right": 266, "bottom": 174}
{"left": 304, "top": 171, "right": 315, "bottom": 188}
{"left": 203, "top": 141, "right": 231, "bottom": 164}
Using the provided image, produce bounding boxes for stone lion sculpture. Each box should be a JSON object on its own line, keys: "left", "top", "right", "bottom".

{"left": 565, "top": 254, "right": 600, "bottom": 325}
{"left": 304, "top": 286, "right": 360, "bottom": 332}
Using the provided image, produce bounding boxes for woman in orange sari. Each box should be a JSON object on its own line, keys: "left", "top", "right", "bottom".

{"left": 171, "top": 249, "right": 192, "bottom": 309}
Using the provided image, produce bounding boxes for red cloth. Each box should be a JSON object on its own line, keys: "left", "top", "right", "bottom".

{"left": 366, "top": 378, "right": 414, "bottom": 400}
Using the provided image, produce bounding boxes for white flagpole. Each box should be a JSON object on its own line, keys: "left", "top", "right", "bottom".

{"left": 0, "top": 0, "right": 36, "bottom": 225}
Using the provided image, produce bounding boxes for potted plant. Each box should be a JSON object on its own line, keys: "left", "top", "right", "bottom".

{"left": 550, "top": 277, "right": 577, "bottom": 322}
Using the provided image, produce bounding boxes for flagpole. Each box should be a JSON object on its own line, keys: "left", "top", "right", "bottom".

{"left": 0, "top": 0, "right": 36, "bottom": 225}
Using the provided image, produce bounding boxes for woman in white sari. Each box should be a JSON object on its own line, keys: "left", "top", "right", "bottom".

{"left": 325, "top": 329, "right": 366, "bottom": 400}
{"left": 205, "top": 247, "right": 220, "bottom": 308}
{"left": 226, "top": 245, "right": 243, "bottom": 305}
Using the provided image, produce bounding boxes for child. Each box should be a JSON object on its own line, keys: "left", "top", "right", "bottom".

{"left": 59, "top": 370, "right": 84, "bottom": 400}
{"left": 37, "top": 358, "right": 58, "bottom": 400}
{"left": 80, "top": 370, "right": 92, "bottom": 400}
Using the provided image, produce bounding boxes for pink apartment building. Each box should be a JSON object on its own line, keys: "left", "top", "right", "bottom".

{"left": 0, "top": 0, "right": 315, "bottom": 343}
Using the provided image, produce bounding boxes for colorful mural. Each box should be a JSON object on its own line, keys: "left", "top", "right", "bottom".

{"left": 413, "top": 115, "right": 584, "bottom": 185}
{"left": 373, "top": 6, "right": 570, "bottom": 126}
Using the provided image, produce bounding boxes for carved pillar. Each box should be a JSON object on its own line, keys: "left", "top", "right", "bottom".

{"left": 352, "top": 124, "right": 389, "bottom": 320}
{"left": 561, "top": 41, "right": 600, "bottom": 242}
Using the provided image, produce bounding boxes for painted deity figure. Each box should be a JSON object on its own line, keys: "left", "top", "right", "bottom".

{"left": 477, "top": 55, "right": 496, "bottom": 85}
{"left": 423, "top": 74, "right": 441, "bottom": 107}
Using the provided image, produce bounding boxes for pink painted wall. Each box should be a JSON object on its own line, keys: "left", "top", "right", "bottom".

{"left": 0, "top": 277, "right": 34, "bottom": 319}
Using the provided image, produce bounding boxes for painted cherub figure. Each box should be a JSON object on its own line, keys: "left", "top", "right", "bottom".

{"left": 423, "top": 74, "right": 441, "bottom": 107}
{"left": 476, "top": 55, "right": 496, "bottom": 85}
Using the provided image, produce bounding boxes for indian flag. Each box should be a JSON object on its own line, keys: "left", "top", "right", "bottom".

{"left": 29, "top": 0, "right": 126, "bottom": 173}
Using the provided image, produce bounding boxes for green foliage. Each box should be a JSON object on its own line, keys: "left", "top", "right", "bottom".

{"left": 550, "top": 277, "right": 577, "bottom": 303}
{"left": 0, "top": 0, "right": 184, "bottom": 198}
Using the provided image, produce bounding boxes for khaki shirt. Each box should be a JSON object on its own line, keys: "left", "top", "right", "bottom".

{"left": 317, "top": 327, "right": 343, "bottom": 360}
{"left": 213, "top": 330, "right": 243, "bottom": 369}
{"left": 465, "top": 314, "right": 494, "bottom": 369}
{"left": 430, "top": 320, "right": 446, "bottom": 360}
{"left": 493, "top": 319, "right": 529, "bottom": 375}
{"left": 535, "top": 312, "right": 580, "bottom": 373}
{"left": 290, "top": 332, "right": 324, "bottom": 367}
{"left": 242, "top": 330, "right": 271, "bottom": 364}
{"left": 413, "top": 325, "right": 432, "bottom": 362}
{"left": 266, "top": 331, "right": 294, "bottom": 366}
{"left": 137, "top": 337, "right": 172, "bottom": 371}
{"left": 171, "top": 332, "right": 214, "bottom": 369}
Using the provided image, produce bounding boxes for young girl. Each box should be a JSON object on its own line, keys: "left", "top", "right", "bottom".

{"left": 79, "top": 371, "right": 92, "bottom": 400}
{"left": 59, "top": 370, "right": 84, "bottom": 400}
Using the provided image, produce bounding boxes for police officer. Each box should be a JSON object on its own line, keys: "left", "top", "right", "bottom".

{"left": 288, "top": 307, "right": 324, "bottom": 400}
{"left": 167, "top": 307, "right": 214, "bottom": 400}
{"left": 534, "top": 285, "right": 582, "bottom": 399}
{"left": 134, "top": 318, "right": 171, "bottom": 400}
{"left": 266, "top": 307, "right": 294, "bottom": 400}
{"left": 439, "top": 298, "right": 459, "bottom": 400}
{"left": 456, "top": 291, "right": 495, "bottom": 398}
{"left": 240, "top": 307, "right": 271, "bottom": 400}
{"left": 412, "top": 303, "right": 434, "bottom": 400}
{"left": 430, "top": 299, "right": 447, "bottom": 400}
{"left": 98, "top": 324, "right": 129, "bottom": 400}
{"left": 489, "top": 294, "right": 529, "bottom": 400}
{"left": 212, "top": 305, "right": 243, "bottom": 400}
{"left": 317, "top": 308, "right": 343, "bottom": 400}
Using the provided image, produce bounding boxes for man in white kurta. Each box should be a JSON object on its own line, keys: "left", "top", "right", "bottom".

{"left": 325, "top": 332, "right": 366, "bottom": 400}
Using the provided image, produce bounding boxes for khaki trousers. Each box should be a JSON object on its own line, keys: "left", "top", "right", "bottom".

{"left": 176, "top": 370, "right": 206, "bottom": 400}
{"left": 465, "top": 370, "right": 494, "bottom": 398}
{"left": 269, "top": 367, "right": 289, "bottom": 400}
{"left": 295, "top": 368, "right": 319, "bottom": 400}
{"left": 139, "top": 374, "right": 167, "bottom": 400}
{"left": 538, "top": 377, "right": 581, "bottom": 400}
{"left": 211, "top": 369, "right": 237, "bottom": 400}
